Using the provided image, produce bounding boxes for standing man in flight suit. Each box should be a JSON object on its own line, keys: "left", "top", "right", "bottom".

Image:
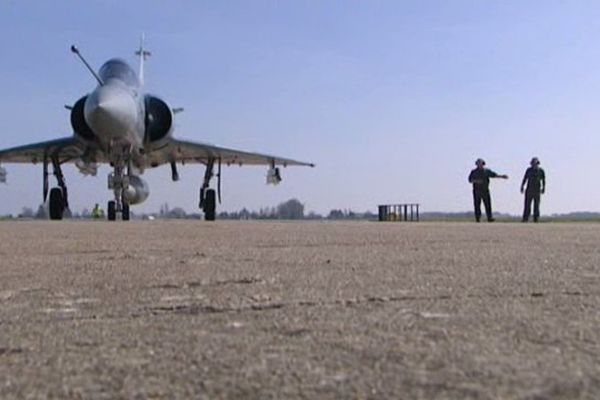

{"left": 521, "top": 157, "right": 546, "bottom": 222}
{"left": 468, "top": 158, "right": 509, "bottom": 222}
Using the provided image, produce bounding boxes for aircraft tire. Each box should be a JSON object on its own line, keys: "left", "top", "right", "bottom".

{"left": 122, "top": 203, "right": 130, "bottom": 221}
{"left": 204, "top": 189, "right": 216, "bottom": 221}
{"left": 49, "top": 188, "right": 64, "bottom": 220}
{"left": 107, "top": 201, "right": 116, "bottom": 221}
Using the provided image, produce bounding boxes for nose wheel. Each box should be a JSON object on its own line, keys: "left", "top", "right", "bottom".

{"left": 107, "top": 144, "right": 132, "bottom": 221}
{"left": 107, "top": 200, "right": 129, "bottom": 221}
{"left": 107, "top": 200, "right": 116, "bottom": 221}
{"left": 122, "top": 203, "right": 130, "bottom": 221}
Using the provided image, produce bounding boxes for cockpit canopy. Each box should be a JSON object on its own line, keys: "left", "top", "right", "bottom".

{"left": 98, "top": 58, "right": 139, "bottom": 87}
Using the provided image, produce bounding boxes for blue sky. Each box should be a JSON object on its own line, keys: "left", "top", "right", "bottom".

{"left": 1, "top": 1, "right": 600, "bottom": 215}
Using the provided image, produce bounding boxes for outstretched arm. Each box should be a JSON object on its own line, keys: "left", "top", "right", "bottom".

{"left": 489, "top": 170, "right": 508, "bottom": 180}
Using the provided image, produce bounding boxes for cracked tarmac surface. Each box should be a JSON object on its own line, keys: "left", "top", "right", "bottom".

{"left": 0, "top": 220, "right": 599, "bottom": 399}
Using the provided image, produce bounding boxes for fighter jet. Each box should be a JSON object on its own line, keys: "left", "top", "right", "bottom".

{"left": 0, "top": 40, "right": 314, "bottom": 221}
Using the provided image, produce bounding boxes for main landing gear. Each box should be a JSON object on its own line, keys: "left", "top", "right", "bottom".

{"left": 44, "top": 155, "right": 70, "bottom": 220}
{"left": 107, "top": 145, "right": 131, "bottom": 221}
{"left": 198, "top": 158, "right": 221, "bottom": 221}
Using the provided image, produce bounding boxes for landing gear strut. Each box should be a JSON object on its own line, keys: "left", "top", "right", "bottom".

{"left": 44, "top": 154, "right": 69, "bottom": 220}
{"left": 198, "top": 158, "right": 221, "bottom": 221}
{"left": 170, "top": 161, "right": 179, "bottom": 182}
{"left": 107, "top": 145, "right": 131, "bottom": 221}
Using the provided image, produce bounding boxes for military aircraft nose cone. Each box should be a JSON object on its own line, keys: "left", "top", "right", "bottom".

{"left": 96, "top": 96, "right": 127, "bottom": 115}
{"left": 84, "top": 84, "right": 137, "bottom": 138}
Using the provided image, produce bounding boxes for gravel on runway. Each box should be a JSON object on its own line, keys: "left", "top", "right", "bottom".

{"left": 0, "top": 220, "right": 599, "bottom": 399}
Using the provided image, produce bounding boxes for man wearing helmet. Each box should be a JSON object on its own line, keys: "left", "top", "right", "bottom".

{"left": 468, "top": 158, "right": 509, "bottom": 222}
{"left": 520, "top": 157, "right": 546, "bottom": 222}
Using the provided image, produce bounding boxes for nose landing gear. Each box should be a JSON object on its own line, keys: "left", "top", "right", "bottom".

{"left": 107, "top": 145, "right": 131, "bottom": 221}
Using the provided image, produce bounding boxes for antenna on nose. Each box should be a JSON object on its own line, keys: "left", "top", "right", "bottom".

{"left": 71, "top": 45, "right": 104, "bottom": 86}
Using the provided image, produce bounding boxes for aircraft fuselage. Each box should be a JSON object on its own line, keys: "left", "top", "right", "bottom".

{"left": 83, "top": 58, "right": 146, "bottom": 152}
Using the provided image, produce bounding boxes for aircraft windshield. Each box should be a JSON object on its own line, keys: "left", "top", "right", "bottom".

{"left": 98, "top": 59, "right": 139, "bottom": 87}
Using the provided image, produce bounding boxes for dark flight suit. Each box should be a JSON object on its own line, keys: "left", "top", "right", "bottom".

{"left": 522, "top": 167, "right": 546, "bottom": 222}
{"left": 468, "top": 168, "right": 498, "bottom": 222}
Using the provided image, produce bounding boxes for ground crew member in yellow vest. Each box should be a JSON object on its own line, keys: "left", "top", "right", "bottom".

{"left": 92, "top": 203, "right": 103, "bottom": 219}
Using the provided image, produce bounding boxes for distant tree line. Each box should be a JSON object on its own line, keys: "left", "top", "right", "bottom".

{"left": 218, "top": 198, "right": 306, "bottom": 220}
{"left": 7, "top": 199, "right": 600, "bottom": 222}
{"left": 12, "top": 199, "right": 600, "bottom": 222}
{"left": 7, "top": 199, "right": 378, "bottom": 221}
{"left": 217, "top": 199, "right": 376, "bottom": 220}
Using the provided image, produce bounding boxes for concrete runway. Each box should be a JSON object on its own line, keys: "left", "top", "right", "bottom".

{"left": 0, "top": 220, "right": 599, "bottom": 399}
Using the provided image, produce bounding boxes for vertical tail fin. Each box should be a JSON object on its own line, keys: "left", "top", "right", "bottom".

{"left": 135, "top": 33, "right": 151, "bottom": 85}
